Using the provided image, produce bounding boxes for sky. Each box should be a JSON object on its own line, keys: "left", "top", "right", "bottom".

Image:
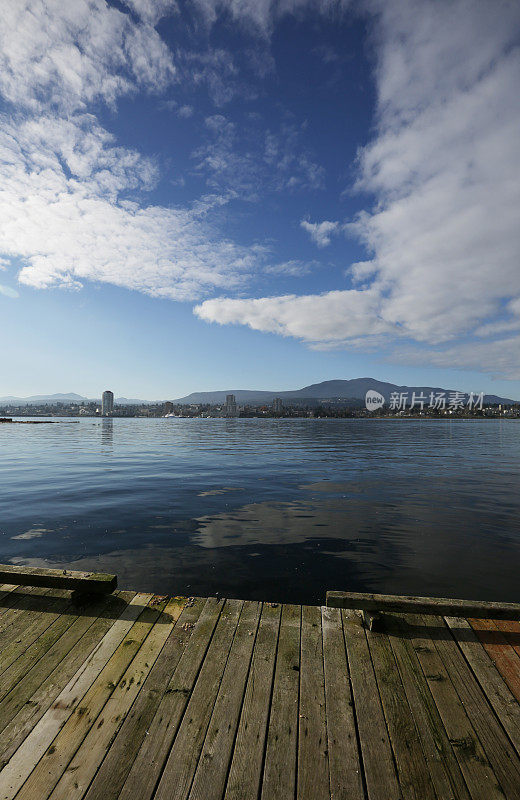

{"left": 1, "top": 0, "right": 519, "bottom": 400}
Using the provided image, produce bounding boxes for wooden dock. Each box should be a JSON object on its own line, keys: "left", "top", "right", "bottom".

{"left": 1, "top": 584, "right": 520, "bottom": 799}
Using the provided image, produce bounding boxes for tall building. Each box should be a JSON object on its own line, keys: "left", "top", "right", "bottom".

{"left": 225, "top": 394, "right": 237, "bottom": 416}
{"left": 273, "top": 397, "right": 283, "bottom": 413}
{"left": 102, "top": 390, "right": 114, "bottom": 416}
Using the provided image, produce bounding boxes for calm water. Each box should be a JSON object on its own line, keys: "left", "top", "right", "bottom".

{"left": 1, "top": 417, "right": 519, "bottom": 604}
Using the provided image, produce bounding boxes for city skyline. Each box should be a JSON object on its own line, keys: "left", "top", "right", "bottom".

{"left": 1, "top": 1, "right": 519, "bottom": 399}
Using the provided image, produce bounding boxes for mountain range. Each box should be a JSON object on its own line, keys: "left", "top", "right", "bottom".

{"left": 172, "top": 378, "right": 516, "bottom": 406}
{"left": 0, "top": 379, "right": 517, "bottom": 407}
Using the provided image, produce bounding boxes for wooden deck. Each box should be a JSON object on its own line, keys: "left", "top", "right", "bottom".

{"left": 1, "top": 585, "right": 520, "bottom": 799}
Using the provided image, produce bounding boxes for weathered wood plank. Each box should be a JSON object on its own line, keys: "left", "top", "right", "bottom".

{"left": 0, "top": 565, "right": 116, "bottom": 594}
{"left": 47, "top": 597, "right": 186, "bottom": 800}
{"left": 224, "top": 603, "right": 281, "bottom": 800}
{"left": 0, "top": 587, "right": 53, "bottom": 642}
{"left": 493, "top": 619, "right": 520, "bottom": 659}
{"left": 406, "top": 613, "right": 505, "bottom": 800}
{"left": 365, "top": 614, "right": 436, "bottom": 800}
{"left": 0, "top": 592, "right": 74, "bottom": 684}
{"left": 0, "top": 592, "right": 146, "bottom": 800}
{"left": 328, "top": 590, "right": 520, "bottom": 620}
{"left": 0, "top": 606, "right": 78, "bottom": 700}
{"left": 297, "top": 605, "right": 329, "bottom": 800}
{"left": 84, "top": 598, "right": 206, "bottom": 800}
{"left": 188, "top": 601, "right": 261, "bottom": 800}
{"left": 117, "top": 597, "right": 225, "bottom": 800}
{"left": 385, "top": 613, "right": 470, "bottom": 800}
{"left": 261, "top": 604, "right": 301, "bottom": 800}
{"left": 321, "top": 605, "right": 364, "bottom": 800}
{"left": 153, "top": 599, "right": 244, "bottom": 800}
{"left": 428, "top": 614, "right": 520, "bottom": 799}
{"left": 14, "top": 595, "right": 167, "bottom": 800}
{"left": 0, "top": 586, "right": 18, "bottom": 611}
{"left": 469, "top": 618, "right": 520, "bottom": 703}
{"left": 445, "top": 616, "right": 520, "bottom": 758}
{"left": 342, "top": 609, "right": 401, "bottom": 800}
{"left": 0, "top": 594, "right": 131, "bottom": 768}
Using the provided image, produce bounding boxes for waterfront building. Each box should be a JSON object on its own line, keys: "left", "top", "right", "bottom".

{"left": 273, "top": 397, "right": 283, "bottom": 413}
{"left": 102, "top": 390, "right": 114, "bottom": 416}
{"left": 225, "top": 394, "right": 237, "bottom": 416}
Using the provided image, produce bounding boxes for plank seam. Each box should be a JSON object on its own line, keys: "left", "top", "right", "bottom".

{"left": 182, "top": 600, "right": 248, "bottom": 800}
{"left": 219, "top": 601, "right": 265, "bottom": 800}
{"left": 141, "top": 598, "right": 227, "bottom": 800}
{"left": 336, "top": 608, "right": 368, "bottom": 800}
{"left": 445, "top": 616, "right": 520, "bottom": 761}
{"left": 255, "top": 603, "right": 283, "bottom": 800}
{"left": 411, "top": 613, "right": 506, "bottom": 798}
{"left": 60, "top": 597, "right": 190, "bottom": 800}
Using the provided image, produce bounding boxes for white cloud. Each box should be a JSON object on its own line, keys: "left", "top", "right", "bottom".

{"left": 198, "top": 0, "right": 520, "bottom": 377}
{"left": 264, "top": 260, "right": 317, "bottom": 277}
{"left": 0, "top": 112, "right": 267, "bottom": 300}
{"left": 0, "top": 284, "right": 19, "bottom": 299}
{"left": 0, "top": 0, "right": 176, "bottom": 113}
{"left": 0, "top": 2, "right": 271, "bottom": 301}
{"left": 122, "top": 0, "right": 179, "bottom": 26}
{"left": 193, "top": 115, "right": 324, "bottom": 197}
{"left": 178, "top": 104, "right": 194, "bottom": 118}
{"left": 391, "top": 338, "right": 520, "bottom": 382}
{"left": 300, "top": 219, "right": 339, "bottom": 247}
{"left": 194, "top": 288, "right": 389, "bottom": 342}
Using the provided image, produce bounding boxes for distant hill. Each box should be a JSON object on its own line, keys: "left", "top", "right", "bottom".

{"left": 172, "top": 378, "right": 517, "bottom": 406}
{"left": 0, "top": 393, "right": 151, "bottom": 405}
{"left": 0, "top": 379, "right": 516, "bottom": 407}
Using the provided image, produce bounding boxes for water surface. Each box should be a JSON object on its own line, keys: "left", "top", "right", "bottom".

{"left": 1, "top": 417, "right": 519, "bottom": 604}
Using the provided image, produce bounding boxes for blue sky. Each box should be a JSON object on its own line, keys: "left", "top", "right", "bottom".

{"left": 1, "top": 0, "right": 519, "bottom": 399}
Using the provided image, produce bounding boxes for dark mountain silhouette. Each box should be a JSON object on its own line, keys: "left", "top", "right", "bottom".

{"left": 172, "top": 378, "right": 516, "bottom": 405}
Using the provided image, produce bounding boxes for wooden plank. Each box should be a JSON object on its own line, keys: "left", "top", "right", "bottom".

{"left": 0, "top": 587, "right": 53, "bottom": 641}
{"left": 297, "top": 605, "right": 329, "bottom": 800}
{"left": 342, "top": 609, "right": 401, "bottom": 800}
{"left": 188, "top": 600, "right": 262, "bottom": 800}
{"left": 365, "top": 614, "right": 437, "bottom": 800}
{"left": 405, "top": 613, "right": 505, "bottom": 800}
{"left": 493, "top": 619, "right": 520, "bottom": 659}
{"left": 445, "top": 616, "right": 520, "bottom": 758}
{"left": 0, "top": 592, "right": 147, "bottom": 800}
{"left": 385, "top": 613, "right": 470, "bottom": 800}
{"left": 261, "top": 604, "right": 301, "bottom": 800}
{"left": 0, "top": 564, "right": 116, "bottom": 594}
{"left": 47, "top": 597, "right": 187, "bottom": 800}
{"left": 14, "top": 595, "right": 167, "bottom": 800}
{"left": 0, "top": 591, "right": 73, "bottom": 683}
{"left": 469, "top": 618, "right": 520, "bottom": 702}
{"left": 224, "top": 603, "right": 281, "bottom": 800}
{"left": 83, "top": 598, "right": 206, "bottom": 800}
{"left": 0, "top": 586, "right": 18, "bottom": 611}
{"left": 0, "top": 594, "right": 121, "bottom": 733}
{"left": 153, "top": 599, "right": 244, "bottom": 800}
{"left": 0, "top": 603, "right": 78, "bottom": 699}
{"left": 328, "top": 590, "right": 520, "bottom": 620}
{"left": 117, "top": 597, "right": 225, "bottom": 800}
{"left": 321, "top": 605, "right": 364, "bottom": 800}
{"left": 0, "top": 594, "right": 131, "bottom": 770}
{"left": 428, "top": 614, "right": 520, "bottom": 799}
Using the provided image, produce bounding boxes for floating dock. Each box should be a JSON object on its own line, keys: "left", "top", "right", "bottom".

{"left": 0, "top": 577, "right": 520, "bottom": 799}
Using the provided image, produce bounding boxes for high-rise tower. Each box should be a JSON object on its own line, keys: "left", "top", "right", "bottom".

{"left": 102, "top": 390, "right": 114, "bottom": 416}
